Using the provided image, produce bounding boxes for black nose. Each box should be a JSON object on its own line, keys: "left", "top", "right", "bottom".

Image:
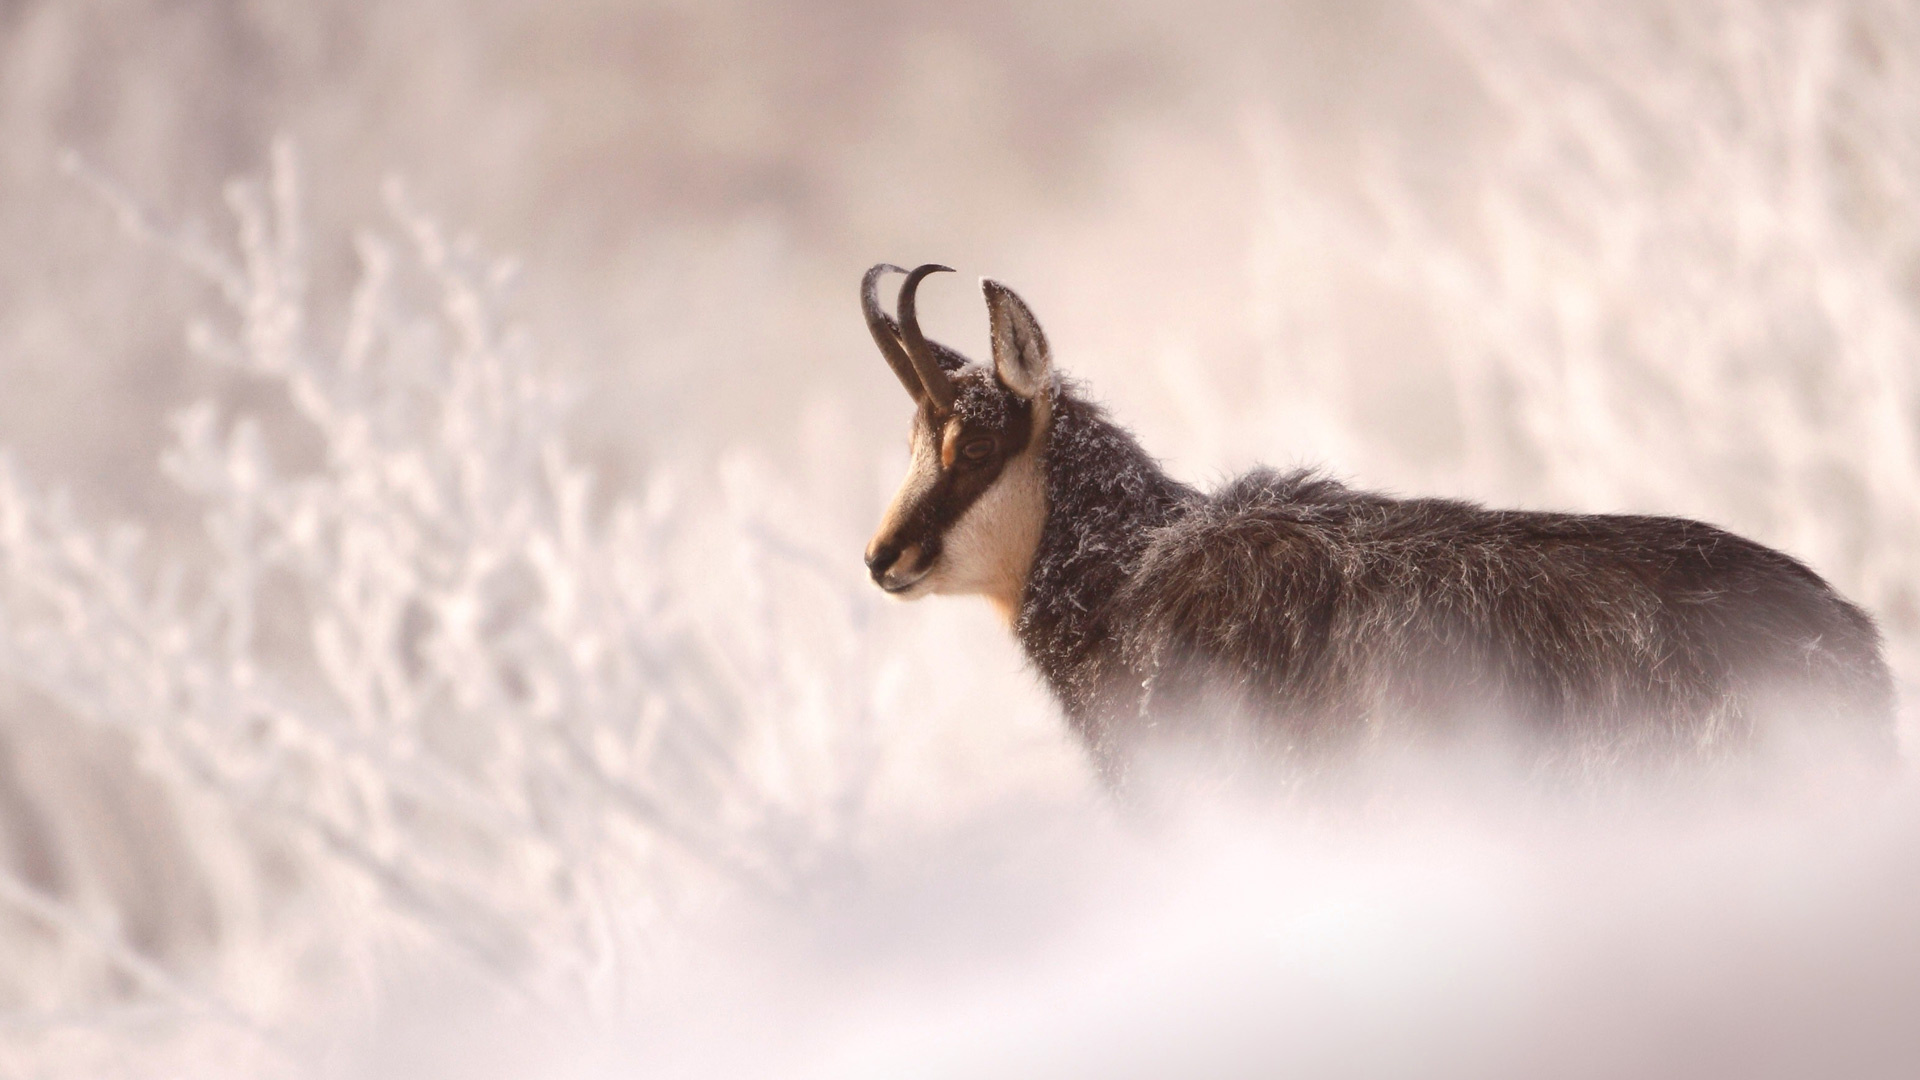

{"left": 866, "top": 544, "right": 900, "bottom": 584}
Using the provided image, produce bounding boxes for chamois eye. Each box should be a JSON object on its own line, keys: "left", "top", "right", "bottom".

{"left": 960, "top": 438, "right": 995, "bottom": 463}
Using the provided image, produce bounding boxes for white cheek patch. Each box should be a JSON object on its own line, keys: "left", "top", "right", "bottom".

{"left": 928, "top": 444, "right": 1048, "bottom": 619}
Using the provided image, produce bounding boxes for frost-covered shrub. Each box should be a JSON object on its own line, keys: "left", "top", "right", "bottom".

{"left": 0, "top": 144, "right": 904, "bottom": 1057}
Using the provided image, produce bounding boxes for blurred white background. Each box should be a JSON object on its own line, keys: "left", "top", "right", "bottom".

{"left": 3, "top": 1, "right": 1920, "bottom": 1076}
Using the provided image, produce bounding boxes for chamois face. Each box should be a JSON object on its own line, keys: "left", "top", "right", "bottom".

{"left": 861, "top": 266, "right": 1053, "bottom": 620}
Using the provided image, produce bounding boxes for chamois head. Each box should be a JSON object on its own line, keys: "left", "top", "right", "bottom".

{"left": 862, "top": 263, "right": 1053, "bottom": 620}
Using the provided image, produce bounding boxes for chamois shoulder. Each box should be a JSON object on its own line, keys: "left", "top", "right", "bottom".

{"left": 1207, "top": 467, "right": 1395, "bottom": 511}
{"left": 1114, "top": 470, "right": 1375, "bottom": 695}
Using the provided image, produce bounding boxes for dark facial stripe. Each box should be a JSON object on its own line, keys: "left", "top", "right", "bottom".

{"left": 878, "top": 377, "right": 1037, "bottom": 564}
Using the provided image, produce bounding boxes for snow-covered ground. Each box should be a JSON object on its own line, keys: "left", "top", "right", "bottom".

{"left": 3, "top": 1, "right": 1920, "bottom": 1076}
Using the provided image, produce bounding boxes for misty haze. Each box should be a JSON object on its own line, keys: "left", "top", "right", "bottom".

{"left": 2, "top": 2, "right": 1919, "bottom": 1077}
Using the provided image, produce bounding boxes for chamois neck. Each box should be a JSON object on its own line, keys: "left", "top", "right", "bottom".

{"left": 1016, "top": 383, "right": 1195, "bottom": 688}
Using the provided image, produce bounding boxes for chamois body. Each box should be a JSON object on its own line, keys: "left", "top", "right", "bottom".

{"left": 1021, "top": 386, "right": 1893, "bottom": 780}
{"left": 860, "top": 265, "right": 1896, "bottom": 785}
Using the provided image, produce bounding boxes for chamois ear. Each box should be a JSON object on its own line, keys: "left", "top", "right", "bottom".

{"left": 983, "top": 278, "right": 1050, "bottom": 401}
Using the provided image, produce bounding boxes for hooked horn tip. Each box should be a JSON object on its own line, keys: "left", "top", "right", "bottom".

{"left": 895, "top": 263, "right": 959, "bottom": 409}
{"left": 898, "top": 264, "right": 955, "bottom": 305}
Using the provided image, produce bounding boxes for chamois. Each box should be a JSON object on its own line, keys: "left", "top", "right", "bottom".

{"left": 860, "top": 263, "right": 1896, "bottom": 785}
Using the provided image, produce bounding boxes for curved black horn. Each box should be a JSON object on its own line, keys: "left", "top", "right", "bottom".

{"left": 898, "top": 263, "right": 957, "bottom": 412}
{"left": 862, "top": 264, "right": 924, "bottom": 402}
